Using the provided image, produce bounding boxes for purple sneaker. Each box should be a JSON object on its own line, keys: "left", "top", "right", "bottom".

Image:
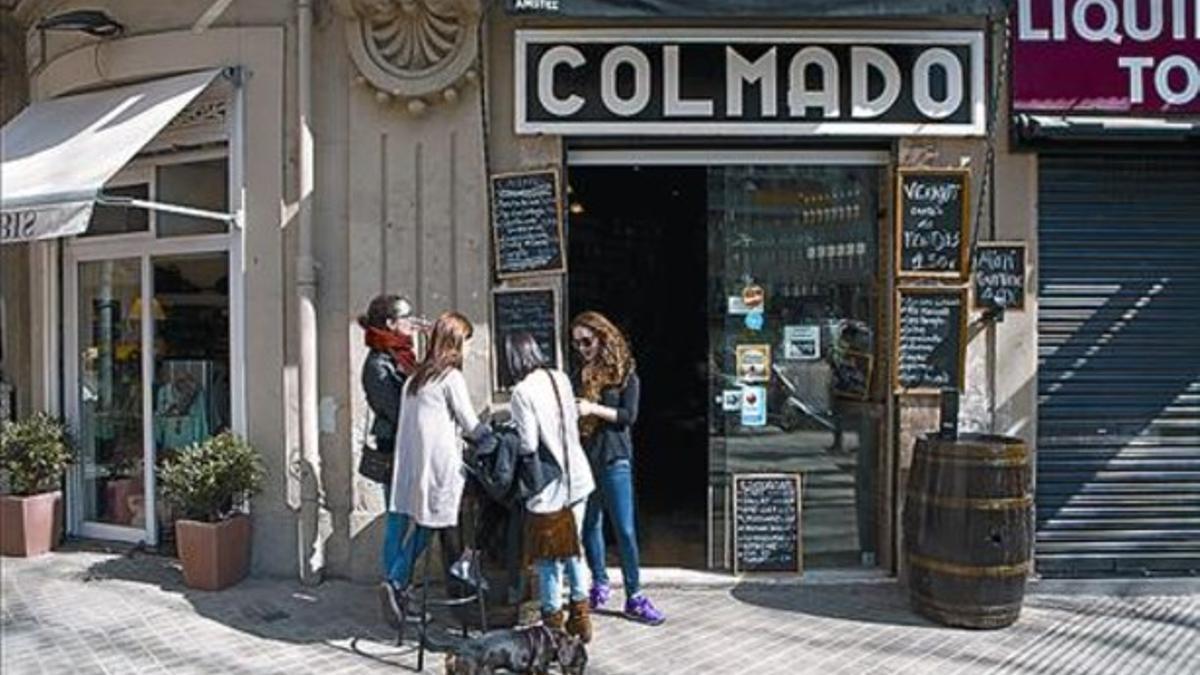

{"left": 588, "top": 582, "right": 611, "bottom": 610}
{"left": 624, "top": 594, "right": 665, "bottom": 625}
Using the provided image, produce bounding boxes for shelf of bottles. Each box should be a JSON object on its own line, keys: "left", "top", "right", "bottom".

{"left": 709, "top": 165, "right": 879, "bottom": 300}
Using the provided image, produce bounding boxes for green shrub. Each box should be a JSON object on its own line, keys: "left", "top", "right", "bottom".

{"left": 0, "top": 413, "right": 75, "bottom": 496}
{"left": 159, "top": 431, "right": 264, "bottom": 522}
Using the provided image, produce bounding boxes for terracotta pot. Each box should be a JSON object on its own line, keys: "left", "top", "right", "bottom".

{"left": 104, "top": 478, "right": 135, "bottom": 525}
{"left": 175, "top": 514, "right": 252, "bottom": 591}
{"left": 0, "top": 491, "right": 63, "bottom": 557}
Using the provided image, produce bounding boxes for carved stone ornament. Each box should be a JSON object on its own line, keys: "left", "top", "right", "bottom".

{"left": 334, "top": 0, "right": 481, "bottom": 112}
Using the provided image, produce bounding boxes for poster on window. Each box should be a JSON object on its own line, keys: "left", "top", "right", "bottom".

{"left": 783, "top": 325, "right": 821, "bottom": 361}
{"left": 736, "top": 344, "right": 771, "bottom": 383}
{"left": 741, "top": 386, "right": 767, "bottom": 427}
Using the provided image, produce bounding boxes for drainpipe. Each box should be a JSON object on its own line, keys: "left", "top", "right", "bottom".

{"left": 296, "top": 0, "right": 327, "bottom": 585}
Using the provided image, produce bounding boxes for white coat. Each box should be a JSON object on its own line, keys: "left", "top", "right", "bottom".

{"left": 389, "top": 369, "right": 480, "bottom": 529}
{"left": 510, "top": 368, "right": 595, "bottom": 514}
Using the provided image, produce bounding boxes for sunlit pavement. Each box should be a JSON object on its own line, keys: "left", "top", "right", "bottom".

{"left": 2, "top": 549, "right": 1197, "bottom": 674}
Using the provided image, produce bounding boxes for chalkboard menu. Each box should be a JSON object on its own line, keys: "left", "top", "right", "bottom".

{"left": 491, "top": 169, "right": 566, "bottom": 279}
{"left": 492, "top": 287, "right": 560, "bottom": 391}
{"left": 896, "top": 169, "right": 970, "bottom": 279}
{"left": 894, "top": 287, "right": 967, "bottom": 393}
{"left": 733, "top": 474, "right": 803, "bottom": 575}
{"left": 974, "top": 242, "right": 1026, "bottom": 311}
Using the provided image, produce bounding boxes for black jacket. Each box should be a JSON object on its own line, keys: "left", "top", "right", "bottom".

{"left": 577, "top": 371, "right": 640, "bottom": 470}
{"left": 361, "top": 349, "right": 406, "bottom": 446}
{"left": 465, "top": 421, "right": 562, "bottom": 507}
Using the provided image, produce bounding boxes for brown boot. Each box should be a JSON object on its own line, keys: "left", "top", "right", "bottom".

{"left": 542, "top": 609, "right": 566, "bottom": 631}
{"left": 566, "top": 599, "right": 592, "bottom": 644}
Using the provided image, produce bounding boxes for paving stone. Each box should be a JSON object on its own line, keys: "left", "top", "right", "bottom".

{"left": 3, "top": 551, "right": 1199, "bottom": 674}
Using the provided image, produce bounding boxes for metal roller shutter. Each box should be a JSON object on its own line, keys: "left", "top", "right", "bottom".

{"left": 1037, "top": 154, "right": 1200, "bottom": 578}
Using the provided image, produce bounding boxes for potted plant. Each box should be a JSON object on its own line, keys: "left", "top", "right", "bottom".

{"left": 160, "top": 431, "right": 263, "bottom": 590}
{"left": 0, "top": 413, "right": 74, "bottom": 557}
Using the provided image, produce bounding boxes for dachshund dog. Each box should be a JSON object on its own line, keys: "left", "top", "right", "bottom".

{"left": 444, "top": 625, "right": 587, "bottom": 675}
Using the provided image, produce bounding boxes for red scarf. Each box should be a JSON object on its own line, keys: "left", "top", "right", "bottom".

{"left": 364, "top": 327, "right": 417, "bottom": 375}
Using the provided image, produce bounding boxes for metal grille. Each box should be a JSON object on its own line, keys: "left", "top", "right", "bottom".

{"left": 1037, "top": 154, "right": 1200, "bottom": 578}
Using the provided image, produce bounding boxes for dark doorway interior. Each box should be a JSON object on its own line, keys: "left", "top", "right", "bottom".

{"left": 568, "top": 166, "right": 709, "bottom": 568}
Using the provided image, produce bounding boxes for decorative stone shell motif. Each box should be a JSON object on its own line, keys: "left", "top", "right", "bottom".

{"left": 336, "top": 0, "right": 481, "bottom": 113}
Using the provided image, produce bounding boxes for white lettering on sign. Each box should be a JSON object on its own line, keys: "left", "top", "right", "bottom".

{"left": 788, "top": 47, "right": 840, "bottom": 118}
{"left": 902, "top": 180, "right": 963, "bottom": 206}
{"left": 914, "top": 48, "right": 964, "bottom": 119}
{"left": 600, "top": 46, "right": 651, "bottom": 116}
{"left": 664, "top": 45, "right": 714, "bottom": 117}
{"left": 538, "top": 46, "right": 586, "bottom": 116}
{"left": 534, "top": 43, "right": 965, "bottom": 122}
{"left": 1019, "top": 0, "right": 1200, "bottom": 43}
{"left": 513, "top": 0, "right": 559, "bottom": 10}
{"left": 521, "top": 31, "right": 983, "bottom": 135}
{"left": 726, "top": 47, "right": 778, "bottom": 117}
{"left": 851, "top": 47, "right": 901, "bottom": 118}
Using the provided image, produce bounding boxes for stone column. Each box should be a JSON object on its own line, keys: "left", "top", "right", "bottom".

{"left": 330, "top": 0, "right": 491, "bottom": 581}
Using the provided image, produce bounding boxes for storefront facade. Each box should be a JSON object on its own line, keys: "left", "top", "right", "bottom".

{"left": 1011, "top": 0, "right": 1200, "bottom": 578}
{"left": 2, "top": 0, "right": 1050, "bottom": 582}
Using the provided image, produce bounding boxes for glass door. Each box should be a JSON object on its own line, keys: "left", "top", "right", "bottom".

{"left": 707, "top": 164, "right": 885, "bottom": 570}
{"left": 73, "top": 258, "right": 150, "bottom": 542}
{"left": 69, "top": 251, "right": 232, "bottom": 546}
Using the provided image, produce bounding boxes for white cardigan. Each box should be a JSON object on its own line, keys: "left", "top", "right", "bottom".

{"left": 389, "top": 369, "right": 479, "bottom": 528}
{"left": 510, "top": 369, "right": 595, "bottom": 514}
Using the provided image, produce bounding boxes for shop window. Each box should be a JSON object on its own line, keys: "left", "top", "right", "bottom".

{"left": 83, "top": 184, "right": 150, "bottom": 237}
{"left": 155, "top": 159, "right": 229, "bottom": 237}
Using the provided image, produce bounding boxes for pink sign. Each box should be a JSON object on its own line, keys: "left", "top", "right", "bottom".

{"left": 1012, "top": 0, "right": 1200, "bottom": 114}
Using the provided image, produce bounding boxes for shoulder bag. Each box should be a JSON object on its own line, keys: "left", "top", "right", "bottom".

{"left": 525, "top": 369, "right": 582, "bottom": 561}
{"left": 357, "top": 408, "right": 395, "bottom": 484}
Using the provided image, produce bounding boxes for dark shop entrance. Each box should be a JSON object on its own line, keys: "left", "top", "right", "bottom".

{"left": 567, "top": 150, "right": 890, "bottom": 571}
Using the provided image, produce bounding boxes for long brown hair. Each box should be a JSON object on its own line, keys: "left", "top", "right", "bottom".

{"left": 572, "top": 311, "right": 635, "bottom": 439}
{"left": 407, "top": 312, "right": 473, "bottom": 392}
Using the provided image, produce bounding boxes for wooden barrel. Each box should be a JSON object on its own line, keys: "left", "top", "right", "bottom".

{"left": 904, "top": 433, "right": 1032, "bottom": 629}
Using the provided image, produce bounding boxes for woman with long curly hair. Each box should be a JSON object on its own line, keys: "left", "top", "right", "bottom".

{"left": 571, "top": 311, "right": 665, "bottom": 625}
{"left": 380, "top": 311, "right": 485, "bottom": 627}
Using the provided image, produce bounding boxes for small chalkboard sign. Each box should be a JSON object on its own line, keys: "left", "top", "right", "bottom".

{"left": 491, "top": 287, "right": 561, "bottom": 391}
{"left": 894, "top": 287, "right": 967, "bottom": 394}
{"left": 733, "top": 473, "right": 803, "bottom": 575}
{"left": 896, "top": 169, "right": 970, "bottom": 279}
{"left": 491, "top": 169, "right": 566, "bottom": 279}
{"left": 974, "top": 242, "right": 1026, "bottom": 311}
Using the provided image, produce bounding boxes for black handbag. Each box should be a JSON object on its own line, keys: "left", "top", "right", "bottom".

{"left": 359, "top": 443, "right": 394, "bottom": 484}
{"left": 357, "top": 410, "right": 394, "bottom": 484}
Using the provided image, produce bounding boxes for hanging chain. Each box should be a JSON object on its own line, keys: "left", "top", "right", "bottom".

{"left": 971, "top": 10, "right": 1012, "bottom": 264}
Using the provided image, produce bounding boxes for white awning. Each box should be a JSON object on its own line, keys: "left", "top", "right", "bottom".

{"left": 1, "top": 69, "right": 223, "bottom": 245}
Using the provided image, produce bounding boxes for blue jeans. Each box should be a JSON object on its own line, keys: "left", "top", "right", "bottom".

{"left": 535, "top": 556, "right": 587, "bottom": 614}
{"left": 382, "top": 512, "right": 432, "bottom": 587}
{"left": 582, "top": 459, "right": 641, "bottom": 599}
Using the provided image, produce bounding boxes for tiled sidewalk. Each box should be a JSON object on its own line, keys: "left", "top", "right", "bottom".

{"left": 2, "top": 550, "right": 1197, "bottom": 674}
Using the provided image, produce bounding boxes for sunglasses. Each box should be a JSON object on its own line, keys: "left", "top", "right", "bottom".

{"left": 572, "top": 336, "right": 597, "bottom": 349}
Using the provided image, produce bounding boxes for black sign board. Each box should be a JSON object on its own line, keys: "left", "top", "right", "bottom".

{"left": 492, "top": 287, "right": 561, "bottom": 391}
{"left": 516, "top": 30, "right": 985, "bottom": 136}
{"left": 896, "top": 169, "right": 971, "bottom": 279}
{"left": 894, "top": 287, "right": 967, "bottom": 394}
{"left": 733, "top": 473, "right": 803, "bottom": 575}
{"left": 974, "top": 242, "right": 1026, "bottom": 311}
{"left": 491, "top": 170, "right": 566, "bottom": 279}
